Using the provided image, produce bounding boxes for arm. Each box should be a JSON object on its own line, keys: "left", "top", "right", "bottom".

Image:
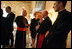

{"left": 46, "top": 13, "right": 71, "bottom": 39}
{"left": 25, "top": 18, "right": 29, "bottom": 28}
{"left": 30, "top": 19, "right": 36, "bottom": 32}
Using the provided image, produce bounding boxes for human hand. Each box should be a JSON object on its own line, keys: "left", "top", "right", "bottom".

{"left": 45, "top": 31, "right": 49, "bottom": 38}
{"left": 35, "top": 25, "right": 40, "bottom": 31}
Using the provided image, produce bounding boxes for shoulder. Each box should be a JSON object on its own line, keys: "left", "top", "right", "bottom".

{"left": 10, "top": 12, "right": 15, "bottom": 18}
{"left": 31, "top": 18, "right": 35, "bottom": 21}
{"left": 11, "top": 12, "right": 15, "bottom": 15}
{"left": 15, "top": 16, "right": 22, "bottom": 22}
{"left": 46, "top": 17, "right": 50, "bottom": 19}
{"left": 16, "top": 16, "right": 22, "bottom": 19}
{"left": 64, "top": 10, "right": 71, "bottom": 15}
{"left": 46, "top": 17, "right": 51, "bottom": 21}
{"left": 45, "top": 17, "right": 52, "bottom": 23}
{"left": 32, "top": 18, "right": 35, "bottom": 20}
{"left": 63, "top": 10, "right": 71, "bottom": 19}
{"left": 25, "top": 18, "right": 27, "bottom": 20}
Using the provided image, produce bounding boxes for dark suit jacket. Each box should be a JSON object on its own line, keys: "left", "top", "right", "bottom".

{"left": 1, "top": 16, "right": 8, "bottom": 45}
{"left": 47, "top": 9, "right": 71, "bottom": 48}
{"left": 6, "top": 12, "right": 15, "bottom": 32}
{"left": 1, "top": 12, "right": 15, "bottom": 45}
{"left": 37, "top": 17, "right": 52, "bottom": 34}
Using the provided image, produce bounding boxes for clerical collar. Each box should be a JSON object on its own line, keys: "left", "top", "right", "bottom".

{"left": 58, "top": 9, "right": 66, "bottom": 15}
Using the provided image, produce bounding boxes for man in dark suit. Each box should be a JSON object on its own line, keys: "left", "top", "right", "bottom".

{"left": 45, "top": 1, "right": 71, "bottom": 48}
{"left": 1, "top": 9, "right": 9, "bottom": 48}
{"left": 1, "top": 9, "right": 5, "bottom": 48}
{"left": 36, "top": 11, "right": 52, "bottom": 48}
{"left": 5, "top": 6, "right": 15, "bottom": 48}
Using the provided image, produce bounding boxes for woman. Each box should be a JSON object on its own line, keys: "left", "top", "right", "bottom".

{"left": 30, "top": 12, "right": 43, "bottom": 48}
{"left": 15, "top": 10, "right": 28, "bottom": 48}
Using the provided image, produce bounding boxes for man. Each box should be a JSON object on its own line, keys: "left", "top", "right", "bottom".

{"left": 1, "top": 9, "right": 3, "bottom": 24}
{"left": 15, "top": 9, "right": 28, "bottom": 48}
{"left": 1, "top": 9, "right": 5, "bottom": 48}
{"left": 1, "top": 9, "right": 10, "bottom": 48}
{"left": 6, "top": 6, "right": 15, "bottom": 48}
{"left": 46, "top": 1, "right": 71, "bottom": 48}
{"left": 36, "top": 11, "right": 52, "bottom": 48}
{"left": 1, "top": 9, "right": 4, "bottom": 48}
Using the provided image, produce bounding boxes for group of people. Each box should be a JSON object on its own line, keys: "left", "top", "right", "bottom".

{"left": 1, "top": 1, "right": 71, "bottom": 48}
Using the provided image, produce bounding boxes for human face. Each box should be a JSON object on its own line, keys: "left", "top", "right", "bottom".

{"left": 53, "top": 1, "right": 60, "bottom": 12}
{"left": 6, "top": 7, "right": 10, "bottom": 13}
{"left": 42, "top": 11, "right": 46, "bottom": 18}
{"left": 35, "top": 13, "right": 39, "bottom": 20}
{"left": 42, "top": 11, "right": 48, "bottom": 19}
{"left": 22, "top": 10, "right": 27, "bottom": 17}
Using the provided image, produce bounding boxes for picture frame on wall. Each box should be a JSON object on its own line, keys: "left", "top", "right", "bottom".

{"left": 35, "top": 1, "right": 46, "bottom": 11}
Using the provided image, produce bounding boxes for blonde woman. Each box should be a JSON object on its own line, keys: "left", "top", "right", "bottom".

{"left": 30, "top": 12, "right": 43, "bottom": 48}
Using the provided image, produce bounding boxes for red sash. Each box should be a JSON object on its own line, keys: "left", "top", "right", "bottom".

{"left": 17, "top": 27, "right": 26, "bottom": 48}
{"left": 37, "top": 34, "right": 45, "bottom": 48}
{"left": 17, "top": 27, "right": 26, "bottom": 31}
